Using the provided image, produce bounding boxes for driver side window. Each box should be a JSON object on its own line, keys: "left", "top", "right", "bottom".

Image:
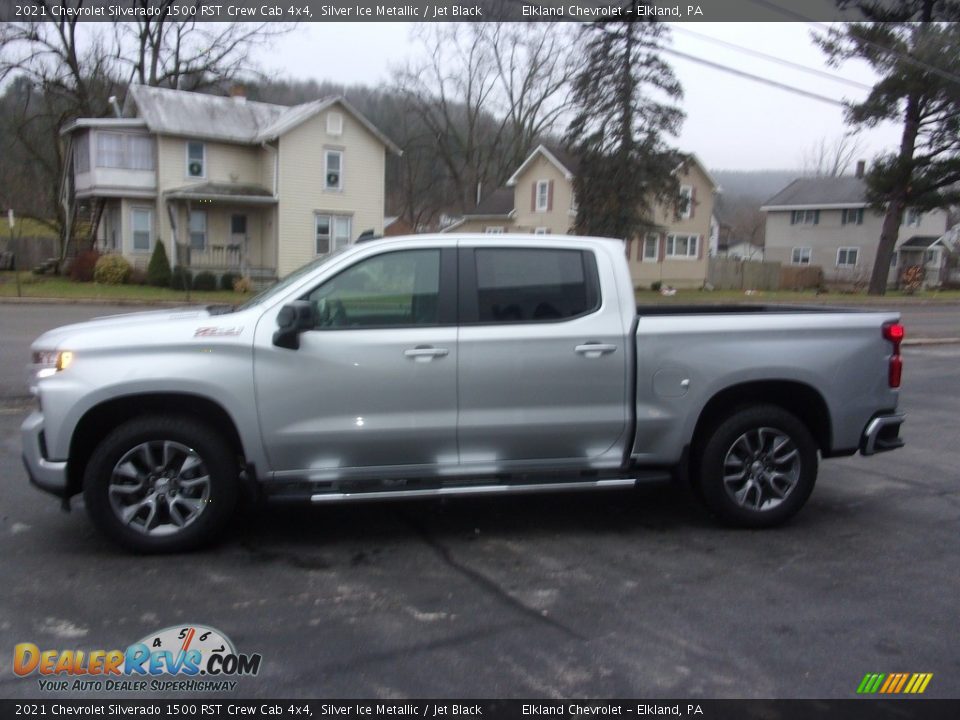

{"left": 305, "top": 249, "right": 441, "bottom": 329}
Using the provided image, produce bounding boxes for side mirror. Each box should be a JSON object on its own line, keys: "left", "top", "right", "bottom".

{"left": 272, "top": 301, "right": 317, "bottom": 350}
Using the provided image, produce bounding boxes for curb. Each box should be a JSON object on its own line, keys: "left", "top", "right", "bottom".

{"left": 903, "top": 337, "right": 960, "bottom": 346}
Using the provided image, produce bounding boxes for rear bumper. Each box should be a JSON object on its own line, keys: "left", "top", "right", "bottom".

{"left": 21, "top": 410, "right": 69, "bottom": 498}
{"left": 860, "top": 413, "right": 906, "bottom": 456}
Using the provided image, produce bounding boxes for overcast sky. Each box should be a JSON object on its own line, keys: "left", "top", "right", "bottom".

{"left": 254, "top": 21, "right": 903, "bottom": 173}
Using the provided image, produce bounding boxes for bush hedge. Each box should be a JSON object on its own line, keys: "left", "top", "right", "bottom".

{"left": 193, "top": 271, "right": 217, "bottom": 291}
{"left": 170, "top": 265, "right": 192, "bottom": 290}
{"left": 69, "top": 250, "right": 101, "bottom": 282}
{"left": 93, "top": 254, "right": 132, "bottom": 285}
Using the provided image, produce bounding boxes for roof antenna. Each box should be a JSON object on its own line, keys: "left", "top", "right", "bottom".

{"left": 108, "top": 96, "right": 122, "bottom": 118}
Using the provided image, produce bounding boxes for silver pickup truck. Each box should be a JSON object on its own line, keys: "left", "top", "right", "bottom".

{"left": 22, "top": 235, "right": 906, "bottom": 552}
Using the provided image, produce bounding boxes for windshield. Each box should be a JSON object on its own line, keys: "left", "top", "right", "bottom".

{"left": 236, "top": 246, "right": 354, "bottom": 312}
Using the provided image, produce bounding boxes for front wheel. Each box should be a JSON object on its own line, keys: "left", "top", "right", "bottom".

{"left": 697, "top": 404, "right": 818, "bottom": 527}
{"left": 83, "top": 415, "right": 238, "bottom": 553}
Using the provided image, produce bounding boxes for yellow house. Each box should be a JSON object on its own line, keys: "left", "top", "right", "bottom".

{"left": 444, "top": 144, "right": 718, "bottom": 289}
{"left": 62, "top": 85, "right": 400, "bottom": 281}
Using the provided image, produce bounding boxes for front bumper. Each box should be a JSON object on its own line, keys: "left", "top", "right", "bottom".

{"left": 860, "top": 413, "right": 906, "bottom": 456}
{"left": 21, "top": 410, "right": 69, "bottom": 498}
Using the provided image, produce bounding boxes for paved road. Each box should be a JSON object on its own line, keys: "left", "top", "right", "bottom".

{"left": 0, "top": 346, "right": 957, "bottom": 700}
{"left": 2, "top": 301, "right": 957, "bottom": 398}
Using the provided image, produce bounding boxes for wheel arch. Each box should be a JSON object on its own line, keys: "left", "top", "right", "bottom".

{"left": 67, "top": 393, "right": 249, "bottom": 497}
{"left": 690, "top": 380, "right": 832, "bottom": 460}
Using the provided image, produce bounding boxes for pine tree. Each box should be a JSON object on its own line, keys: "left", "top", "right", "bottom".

{"left": 819, "top": 2, "right": 960, "bottom": 294}
{"left": 146, "top": 241, "right": 172, "bottom": 287}
{"left": 564, "top": 11, "right": 685, "bottom": 240}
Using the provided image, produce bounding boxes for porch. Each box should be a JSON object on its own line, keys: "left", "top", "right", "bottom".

{"left": 165, "top": 182, "right": 278, "bottom": 282}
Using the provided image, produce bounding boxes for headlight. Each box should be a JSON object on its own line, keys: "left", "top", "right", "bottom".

{"left": 33, "top": 350, "right": 74, "bottom": 378}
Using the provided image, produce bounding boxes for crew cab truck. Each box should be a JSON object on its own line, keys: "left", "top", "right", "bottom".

{"left": 22, "top": 235, "right": 906, "bottom": 552}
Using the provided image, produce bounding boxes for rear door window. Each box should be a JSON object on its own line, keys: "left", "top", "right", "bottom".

{"left": 467, "top": 248, "right": 599, "bottom": 324}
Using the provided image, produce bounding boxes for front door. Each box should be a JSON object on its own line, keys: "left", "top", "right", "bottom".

{"left": 254, "top": 247, "right": 458, "bottom": 479}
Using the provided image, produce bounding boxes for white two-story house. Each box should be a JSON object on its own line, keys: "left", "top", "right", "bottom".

{"left": 61, "top": 85, "right": 399, "bottom": 280}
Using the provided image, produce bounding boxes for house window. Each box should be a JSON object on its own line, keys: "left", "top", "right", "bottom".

{"left": 131, "top": 208, "right": 152, "bottom": 252}
{"left": 96, "top": 133, "right": 155, "bottom": 170}
{"left": 315, "top": 213, "right": 351, "bottom": 255}
{"left": 326, "top": 112, "right": 343, "bottom": 136}
{"left": 790, "top": 209, "right": 819, "bottom": 225}
{"left": 189, "top": 210, "right": 207, "bottom": 251}
{"left": 485, "top": 226, "right": 505, "bottom": 234}
{"left": 535, "top": 180, "right": 549, "bottom": 212}
{"left": 534, "top": 227, "right": 549, "bottom": 235}
{"left": 925, "top": 249, "right": 938, "bottom": 264}
{"left": 842, "top": 208, "right": 864, "bottom": 226}
{"left": 666, "top": 234, "right": 698, "bottom": 259}
{"left": 679, "top": 185, "right": 693, "bottom": 219}
{"left": 73, "top": 133, "right": 90, "bottom": 173}
{"left": 890, "top": 251, "right": 898, "bottom": 267}
{"left": 642, "top": 234, "right": 659, "bottom": 262}
{"left": 791, "top": 247, "right": 812, "bottom": 265}
{"left": 837, "top": 246, "right": 859, "bottom": 267}
{"left": 324, "top": 150, "right": 343, "bottom": 190}
{"left": 904, "top": 208, "right": 922, "bottom": 227}
{"left": 186, "top": 141, "right": 205, "bottom": 178}
{"left": 642, "top": 233, "right": 659, "bottom": 262}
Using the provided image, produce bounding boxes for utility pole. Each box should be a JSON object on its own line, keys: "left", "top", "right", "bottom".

{"left": 8, "top": 209, "right": 22, "bottom": 298}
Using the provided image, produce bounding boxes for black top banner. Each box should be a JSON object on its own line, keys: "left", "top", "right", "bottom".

{"left": 0, "top": 0, "right": 905, "bottom": 23}
{"left": 1, "top": 700, "right": 960, "bottom": 720}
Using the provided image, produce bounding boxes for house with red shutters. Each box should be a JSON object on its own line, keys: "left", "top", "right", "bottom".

{"left": 443, "top": 144, "right": 718, "bottom": 289}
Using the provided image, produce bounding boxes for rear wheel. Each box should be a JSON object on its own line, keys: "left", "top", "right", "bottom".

{"left": 697, "top": 404, "right": 818, "bottom": 527}
{"left": 83, "top": 415, "right": 238, "bottom": 553}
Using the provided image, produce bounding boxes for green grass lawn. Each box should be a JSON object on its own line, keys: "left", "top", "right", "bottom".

{"left": 0, "top": 272, "right": 246, "bottom": 304}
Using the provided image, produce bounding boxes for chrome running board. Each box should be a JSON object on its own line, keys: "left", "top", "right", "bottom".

{"left": 311, "top": 478, "right": 638, "bottom": 504}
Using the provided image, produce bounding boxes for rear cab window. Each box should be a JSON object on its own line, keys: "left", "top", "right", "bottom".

{"left": 460, "top": 247, "right": 601, "bottom": 324}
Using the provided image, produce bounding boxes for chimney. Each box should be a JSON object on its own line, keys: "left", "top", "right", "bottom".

{"left": 855, "top": 160, "right": 866, "bottom": 179}
{"left": 229, "top": 84, "right": 247, "bottom": 103}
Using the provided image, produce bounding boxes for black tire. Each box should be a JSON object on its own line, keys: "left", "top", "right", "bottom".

{"left": 83, "top": 415, "right": 238, "bottom": 553}
{"left": 697, "top": 404, "right": 818, "bottom": 527}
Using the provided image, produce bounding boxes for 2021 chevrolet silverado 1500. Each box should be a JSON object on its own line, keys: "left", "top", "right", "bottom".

{"left": 23, "top": 235, "right": 906, "bottom": 552}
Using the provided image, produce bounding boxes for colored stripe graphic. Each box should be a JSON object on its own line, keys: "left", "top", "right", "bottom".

{"left": 857, "top": 673, "right": 932, "bottom": 694}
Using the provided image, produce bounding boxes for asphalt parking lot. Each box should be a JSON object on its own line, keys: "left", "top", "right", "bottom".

{"left": 0, "top": 303, "right": 958, "bottom": 700}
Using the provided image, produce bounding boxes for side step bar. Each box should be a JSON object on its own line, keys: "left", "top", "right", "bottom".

{"left": 310, "top": 477, "right": 645, "bottom": 504}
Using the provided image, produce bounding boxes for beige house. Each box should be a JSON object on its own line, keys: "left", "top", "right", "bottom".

{"left": 444, "top": 144, "right": 718, "bottom": 289}
{"left": 62, "top": 85, "right": 399, "bottom": 281}
{"left": 761, "top": 175, "right": 949, "bottom": 287}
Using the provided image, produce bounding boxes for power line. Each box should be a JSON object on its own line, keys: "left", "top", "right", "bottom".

{"left": 746, "top": 0, "right": 960, "bottom": 86}
{"left": 671, "top": 26, "right": 874, "bottom": 91}
{"left": 661, "top": 47, "right": 850, "bottom": 107}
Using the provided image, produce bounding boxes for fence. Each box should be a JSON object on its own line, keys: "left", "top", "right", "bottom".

{"left": 779, "top": 265, "right": 825, "bottom": 291}
{"left": 707, "top": 258, "right": 782, "bottom": 291}
{"left": 1, "top": 235, "right": 58, "bottom": 272}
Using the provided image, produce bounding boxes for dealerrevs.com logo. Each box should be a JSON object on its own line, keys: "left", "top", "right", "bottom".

{"left": 13, "top": 624, "right": 262, "bottom": 692}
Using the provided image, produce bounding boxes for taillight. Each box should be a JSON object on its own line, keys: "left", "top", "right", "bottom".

{"left": 883, "top": 321, "right": 904, "bottom": 388}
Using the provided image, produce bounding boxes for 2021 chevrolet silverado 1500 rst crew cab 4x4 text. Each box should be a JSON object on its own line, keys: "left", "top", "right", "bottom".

{"left": 22, "top": 235, "right": 905, "bottom": 552}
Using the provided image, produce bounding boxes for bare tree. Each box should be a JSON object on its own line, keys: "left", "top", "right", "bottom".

{"left": 396, "top": 23, "right": 576, "bottom": 214}
{"left": 117, "top": 3, "right": 290, "bottom": 91}
{"left": 800, "top": 134, "right": 864, "bottom": 177}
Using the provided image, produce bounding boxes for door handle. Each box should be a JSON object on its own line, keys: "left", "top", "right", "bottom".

{"left": 574, "top": 343, "right": 617, "bottom": 358}
{"left": 404, "top": 346, "right": 449, "bottom": 362}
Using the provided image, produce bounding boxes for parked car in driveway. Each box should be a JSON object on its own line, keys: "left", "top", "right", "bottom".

{"left": 23, "top": 235, "right": 906, "bottom": 552}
